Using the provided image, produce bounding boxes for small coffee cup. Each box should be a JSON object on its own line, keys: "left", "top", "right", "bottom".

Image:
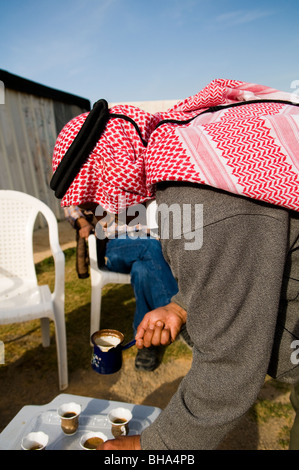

{"left": 108, "top": 407, "right": 132, "bottom": 438}
{"left": 80, "top": 431, "right": 108, "bottom": 450}
{"left": 21, "top": 431, "right": 49, "bottom": 450}
{"left": 57, "top": 402, "right": 81, "bottom": 435}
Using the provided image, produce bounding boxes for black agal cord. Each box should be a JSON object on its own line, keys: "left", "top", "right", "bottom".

{"left": 50, "top": 99, "right": 110, "bottom": 199}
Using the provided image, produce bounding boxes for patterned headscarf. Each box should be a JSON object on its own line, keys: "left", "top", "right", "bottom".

{"left": 52, "top": 79, "right": 299, "bottom": 213}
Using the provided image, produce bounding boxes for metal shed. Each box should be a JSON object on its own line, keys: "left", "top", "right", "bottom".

{"left": 0, "top": 70, "right": 90, "bottom": 225}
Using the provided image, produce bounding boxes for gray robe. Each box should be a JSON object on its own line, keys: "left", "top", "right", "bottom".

{"left": 140, "top": 182, "right": 299, "bottom": 450}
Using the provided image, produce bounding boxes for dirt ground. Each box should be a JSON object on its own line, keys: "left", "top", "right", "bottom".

{"left": 0, "top": 349, "right": 295, "bottom": 450}
{"left": 0, "top": 221, "right": 295, "bottom": 450}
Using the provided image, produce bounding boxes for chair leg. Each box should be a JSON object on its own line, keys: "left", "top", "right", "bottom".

{"left": 90, "top": 286, "right": 103, "bottom": 339}
{"left": 53, "top": 308, "right": 68, "bottom": 390}
{"left": 40, "top": 318, "right": 50, "bottom": 347}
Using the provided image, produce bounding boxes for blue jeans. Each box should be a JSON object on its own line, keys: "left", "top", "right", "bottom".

{"left": 105, "top": 236, "right": 178, "bottom": 334}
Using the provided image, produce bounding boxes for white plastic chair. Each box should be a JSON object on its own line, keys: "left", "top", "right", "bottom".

{"left": 0, "top": 190, "right": 68, "bottom": 390}
{"left": 88, "top": 200, "right": 158, "bottom": 337}
{"left": 88, "top": 233, "right": 131, "bottom": 337}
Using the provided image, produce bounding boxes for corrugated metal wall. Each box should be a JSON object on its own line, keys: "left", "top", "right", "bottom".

{"left": 0, "top": 71, "right": 179, "bottom": 229}
{"left": 0, "top": 76, "right": 89, "bottom": 227}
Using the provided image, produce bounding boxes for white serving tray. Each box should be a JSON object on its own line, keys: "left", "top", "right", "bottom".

{"left": 0, "top": 393, "right": 161, "bottom": 450}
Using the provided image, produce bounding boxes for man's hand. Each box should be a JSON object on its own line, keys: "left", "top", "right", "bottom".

{"left": 97, "top": 435, "right": 141, "bottom": 450}
{"left": 76, "top": 217, "right": 94, "bottom": 240}
{"left": 135, "top": 302, "right": 187, "bottom": 348}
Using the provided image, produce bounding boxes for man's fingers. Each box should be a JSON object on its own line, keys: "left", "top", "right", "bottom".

{"left": 160, "top": 326, "right": 172, "bottom": 345}
{"left": 142, "top": 325, "right": 155, "bottom": 348}
{"left": 136, "top": 321, "right": 166, "bottom": 348}
{"left": 151, "top": 321, "right": 164, "bottom": 346}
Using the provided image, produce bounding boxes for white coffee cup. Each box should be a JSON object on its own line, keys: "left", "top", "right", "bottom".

{"left": 80, "top": 431, "right": 108, "bottom": 450}
{"left": 21, "top": 431, "right": 49, "bottom": 450}
{"left": 108, "top": 407, "right": 132, "bottom": 437}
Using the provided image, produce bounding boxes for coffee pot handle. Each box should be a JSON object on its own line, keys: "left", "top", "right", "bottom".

{"left": 121, "top": 339, "right": 136, "bottom": 350}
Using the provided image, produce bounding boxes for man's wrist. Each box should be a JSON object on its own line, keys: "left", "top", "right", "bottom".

{"left": 76, "top": 217, "right": 91, "bottom": 229}
{"left": 168, "top": 301, "right": 187, "bottom": 323}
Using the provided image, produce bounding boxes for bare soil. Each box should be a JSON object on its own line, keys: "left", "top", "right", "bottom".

{"left": 0, "top": 344, "right": 295, "bottom": 450}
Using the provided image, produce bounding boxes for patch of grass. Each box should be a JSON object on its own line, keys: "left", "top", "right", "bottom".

{"left": 0, "top": 248, "right": 191, "bottom": 373}
{"left": 278, "top": 425, "right": 293, "bottom": 449}
{"left": 251, "top": 399, "right": 293, "bottom": 424}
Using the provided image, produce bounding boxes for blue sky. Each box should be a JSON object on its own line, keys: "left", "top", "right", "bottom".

{"left": 1, "top": 0, "right": 299, "bottom": 105}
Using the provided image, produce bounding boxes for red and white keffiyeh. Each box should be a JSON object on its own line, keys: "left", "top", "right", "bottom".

{"left": 52, "top": 79, "right": 299, "bottom": 213}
